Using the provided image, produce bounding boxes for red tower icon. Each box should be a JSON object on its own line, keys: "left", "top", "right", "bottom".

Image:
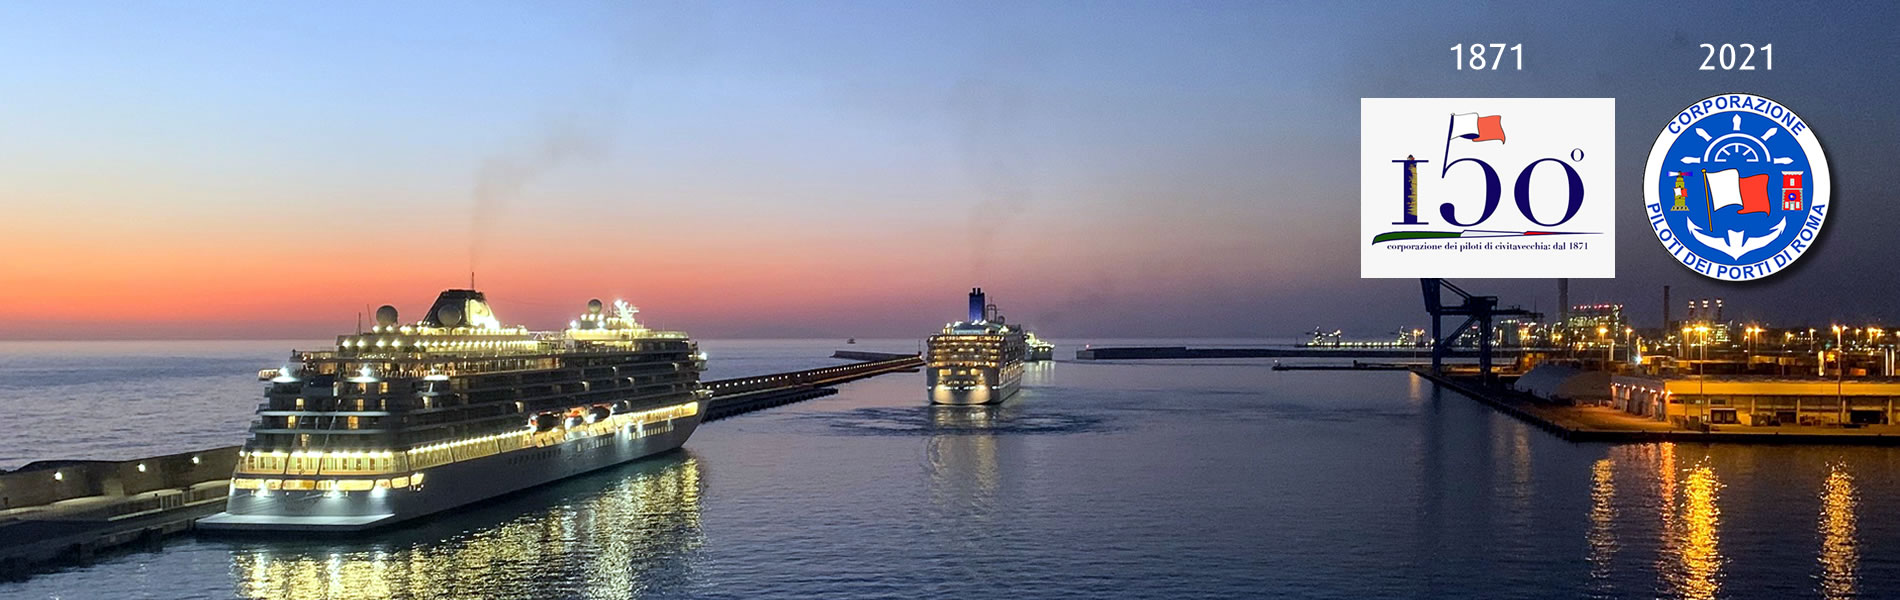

{"left": 1782, "top": 171, "right": 1803, "bottom": 211}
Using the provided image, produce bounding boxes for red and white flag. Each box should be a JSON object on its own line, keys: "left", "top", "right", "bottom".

{"left": 1702, "top": 169, "right": 1772, "bottom": 215}
{"left": 1449, "top": 113, "right": 1505, "bottom": 143}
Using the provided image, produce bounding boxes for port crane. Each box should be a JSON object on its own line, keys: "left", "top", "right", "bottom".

{"left": 1419, "top": 278, "right": 1537, "bottom": 384}
{"left": 1303, "top": 327, "right": 1344, "bottom": 346}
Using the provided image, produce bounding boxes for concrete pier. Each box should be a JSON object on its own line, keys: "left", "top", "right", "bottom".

{"left": 1076, "top": 346, "right": 1526, "bottom": 360}
{"left": 704, "top": 354, "right": 922, "bottom": 421}
{"left": 830, "top": 350, "right": 916, "bottom": 362}
{"left": 0, "top": 447, "right": 236, "bottom": 579}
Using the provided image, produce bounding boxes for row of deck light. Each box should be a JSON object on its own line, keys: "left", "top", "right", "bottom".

{"left": 368, "top": 324, "right": 527, "bottom": 334}
{"left": 239, "top": 449, "right": 397, "bottom": 459}
{"left": 406, "top": 430, "right": 528, "bottom": 455}
{"left": 342, "top": 338, "right": 535, "bottom": 350}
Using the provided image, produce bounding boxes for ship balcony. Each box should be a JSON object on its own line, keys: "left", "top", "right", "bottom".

{"left": 250, "top": 427, "right": 393, "bottom": 435}
{"left": 258, "top": 410, "right": 393, "bottom": 418}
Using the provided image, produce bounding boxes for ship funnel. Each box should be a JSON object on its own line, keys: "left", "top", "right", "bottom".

{"left": 424, "top": 289, "right": 502, "bottom": 329}
{"left": 968, "top": 288, "right": 986, "bottom": 322}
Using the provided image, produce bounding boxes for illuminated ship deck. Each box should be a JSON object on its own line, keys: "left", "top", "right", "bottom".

{"left": 926, "top": 288, "right": 1029, "bottom": 405}
{"left": 199, "top": 290, "right": 709, "bottom": 532}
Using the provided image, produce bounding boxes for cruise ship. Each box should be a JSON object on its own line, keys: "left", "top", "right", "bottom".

{"left": 1025, "top": 332, "right": 1055, "bottom": 362}
{"left": 199, "top": 289, "right": 708, "bottom": 532}
{"left": 925, "top": 288, "right": 1028, "bottom": 405}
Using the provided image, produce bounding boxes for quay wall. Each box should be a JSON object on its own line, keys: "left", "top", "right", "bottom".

{"left": 1076, "top": 346, "right": 1525, "bottom": 360}
{"left": 2, "top": 447, "right": 238, "bottom": 512}
{"left": 830, "top": 350, "right": 916, "bottom": 362}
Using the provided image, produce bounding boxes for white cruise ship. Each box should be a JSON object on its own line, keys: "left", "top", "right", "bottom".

{"left": 925, "top": 288, "right": 1028, "bottom": 405}
{"left": 199, "top": 289, "right": 708, "bottom": 532}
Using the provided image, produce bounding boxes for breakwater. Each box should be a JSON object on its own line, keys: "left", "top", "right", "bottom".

{"left": 1075, "top": 346, "right": 1521, "bottom": 360}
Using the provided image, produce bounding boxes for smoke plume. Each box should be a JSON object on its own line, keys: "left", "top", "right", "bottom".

{"left": 467, "top": 117, "right": 613, "bottom": 277}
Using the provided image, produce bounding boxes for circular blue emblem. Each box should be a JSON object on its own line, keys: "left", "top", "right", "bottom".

{"left": 1643, "top": 93, "right": 1829, "bottom": 281}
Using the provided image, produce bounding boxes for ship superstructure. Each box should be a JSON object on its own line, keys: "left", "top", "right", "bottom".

{"left": 925, "top": 288, "right": 1028, "bottom": 405}
{"left": 200, "top": 289, "right": 708, "bottom": 531}
{"left": 1025, "top": 331, "right": 1055, "bottom": 362}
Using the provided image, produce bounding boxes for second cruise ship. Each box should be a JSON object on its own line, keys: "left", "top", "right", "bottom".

{"left": 199, "top": 289, "right": 708, "bottom": 532}
{"left": 925, "top": 288, "right": 1028, "bottom": 405}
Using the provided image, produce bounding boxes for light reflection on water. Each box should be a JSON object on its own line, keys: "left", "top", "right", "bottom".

{"left": 1587, "top": 457, "right": 1617, "bottom": 597}
{"left": 923, "top": 405, "right": 1006, "bottom": 584}
{"left": 228, "top": 456, "right": 703, "bottom": 600}
{"left": 1671, "top": 462, "right": 1724, "bottom": 600}
{"left": 1818, "top": 465, "right": 1858, "bottom": 600}
{"left": 1586, "top": 445, "right": 1875, "bottom": 600}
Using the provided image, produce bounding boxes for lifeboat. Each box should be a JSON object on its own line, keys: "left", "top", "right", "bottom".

{"left": 586, "top": 405, "right": 611, "bottom": 423}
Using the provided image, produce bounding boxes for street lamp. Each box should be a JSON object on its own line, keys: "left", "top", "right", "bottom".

{"left": 1833, "top": 325, "right": 1845, "bottom": 376}
{"left": 1695, "top": 325, "right": 1710, "bottom": 377}
{"left": 1598, "top": 325, "right": 1610, "bottom": 364}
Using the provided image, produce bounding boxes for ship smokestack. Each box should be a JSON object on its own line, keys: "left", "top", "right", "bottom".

{"left": 1663, "top": 285, "right": 1671, "bottom": 331}
{"left": 1558, "top": 278, "right": 1569, "bottom": 328}
{"left": 969, "top": 288, "right": 986, "bottom": 322}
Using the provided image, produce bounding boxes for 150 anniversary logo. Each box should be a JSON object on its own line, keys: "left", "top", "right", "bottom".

{"left": 1642, "top": 93, "right": 1829, "bottom": 281}
{"left": 1361, "top": 98, "right": 1616, "bottom": 278}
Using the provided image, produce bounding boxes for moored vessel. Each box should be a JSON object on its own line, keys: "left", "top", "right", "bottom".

{"left": 199, "top": 289, "right": 708, "bottom": 532}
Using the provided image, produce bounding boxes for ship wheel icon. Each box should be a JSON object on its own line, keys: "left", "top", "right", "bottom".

{"left": 1679, "top": 114, "right": 1793, "bottom": 166}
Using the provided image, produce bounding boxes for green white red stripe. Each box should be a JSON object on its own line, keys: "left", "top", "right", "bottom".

{"left": 1370, "top": 229, "right": 1597, "bottom": 245}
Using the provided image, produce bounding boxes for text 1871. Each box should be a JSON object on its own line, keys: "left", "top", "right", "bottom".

{"left": 1451, "top": 43, "right": 1522, "bottom": 71}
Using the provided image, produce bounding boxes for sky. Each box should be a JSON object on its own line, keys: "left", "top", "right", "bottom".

{"left": 2, "top": 1, "right": 1898, "bottom": 339}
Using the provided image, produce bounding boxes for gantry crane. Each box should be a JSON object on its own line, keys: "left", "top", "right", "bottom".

{"left": 1420, "top": 278, "right": 1537, "bottom": 384}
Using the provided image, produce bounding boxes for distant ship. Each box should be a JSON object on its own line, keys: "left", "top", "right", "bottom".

{"left": 1025, "top": 331, "right": 1055, "bottom": 362}
{"left": 926, "top": 288, "right": 1027, "bottom": 405}
{"left": 200, "top": 289, "right": 708, "bottom": 532}
{"left": 1299, "top": 327, "right": 1345, "bottom": 347}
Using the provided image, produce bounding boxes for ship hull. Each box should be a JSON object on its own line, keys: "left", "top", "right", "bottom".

{"left": 200, "top": 413, "right": 701, "bottom": 532}
{"left": 927, "top": 366, "right": 1022, "bottom": 405}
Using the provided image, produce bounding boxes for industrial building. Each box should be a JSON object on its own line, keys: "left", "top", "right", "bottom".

{"left": 1609, "top": 375, "right": 1900, "bottom": 428}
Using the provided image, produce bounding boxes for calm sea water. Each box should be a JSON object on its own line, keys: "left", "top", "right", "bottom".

{"left": 2, "top": 340, "right": 1897, "bottom": 599}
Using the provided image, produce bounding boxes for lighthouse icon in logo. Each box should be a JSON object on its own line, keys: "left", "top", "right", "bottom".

{"left": 1782, "top": 171, "right": 1804, "bottom": 211}
{"left": 1643, "top": 93, "right": 1830, "bottom": 281}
